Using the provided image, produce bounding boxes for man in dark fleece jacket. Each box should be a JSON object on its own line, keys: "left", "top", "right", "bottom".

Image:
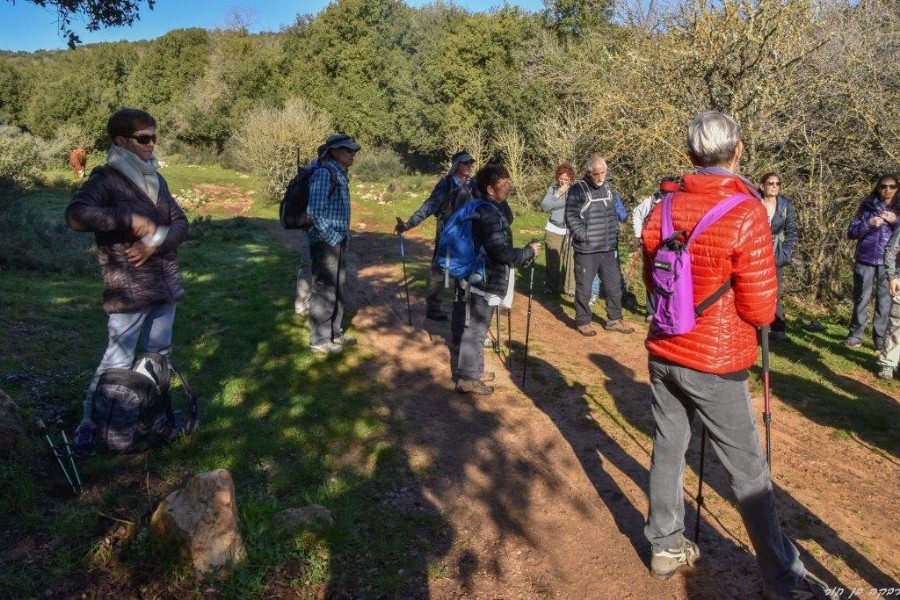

{"left": 454, "top": 164, "right": 541, "bottom": 395}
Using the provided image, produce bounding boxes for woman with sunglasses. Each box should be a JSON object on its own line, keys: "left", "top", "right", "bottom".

{"left": 758, "top": 173, "right": 799, "bottom": 341}
{"left": 846, "top": 174, "right": 900, "bottom": 350}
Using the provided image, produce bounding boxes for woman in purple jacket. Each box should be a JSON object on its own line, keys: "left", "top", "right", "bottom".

{"left": 846, "top": 174, "right": 900, "bottom": 350}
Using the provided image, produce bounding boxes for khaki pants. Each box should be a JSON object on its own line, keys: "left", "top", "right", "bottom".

{"left": 544, "top": 231, "right": 576, "bottom": 294}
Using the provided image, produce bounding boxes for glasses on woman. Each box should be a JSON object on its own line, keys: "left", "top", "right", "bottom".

{"left": 765, "top": 181, "right": 781, "bottom": 187}
{"left": 880, "top": 184, "right": 898, "bottom": 190}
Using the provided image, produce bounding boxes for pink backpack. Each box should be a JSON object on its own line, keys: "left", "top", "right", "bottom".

{"left": 651, "top": 193, "right": 753, "bottom": 335}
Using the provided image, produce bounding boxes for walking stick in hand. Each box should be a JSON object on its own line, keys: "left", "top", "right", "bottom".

{"left": 694, "top": 425, "right": 707, "bottom": 544}
{"left": 761, "top": 325, "right": 772, "bottom": 470}
{"left": 522, "top": 261, "right": 535, "bottom": 386}
{"left": 395, "top": 217, "right": 413, "bottom": 327}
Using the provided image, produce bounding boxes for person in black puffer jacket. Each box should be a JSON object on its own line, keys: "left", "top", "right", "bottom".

{"left": 453, "top": 164, "right": 540, "bottom": 395}
{"left": 65, "top": 108, "right": 188, "bottom": 455}
{"left": 565, "top": 156, "right": 634, "bottom": 336}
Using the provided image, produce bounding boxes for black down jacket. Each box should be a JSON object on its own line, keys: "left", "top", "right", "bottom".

{"left": 65, "top": 165, "right": 188, "bottom": 314}
{"left": 565, "top": 177, "right": 621, "bottom": 253}
{"left": 471, "top": 199, "right": 535, "bottom": 295}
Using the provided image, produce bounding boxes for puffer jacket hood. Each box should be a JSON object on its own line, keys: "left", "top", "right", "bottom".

{"left": 66, "top": 165, "right": 188, "bottom": 314}
{"left": 642, "top": 172, "right": 777, "bottom": 374}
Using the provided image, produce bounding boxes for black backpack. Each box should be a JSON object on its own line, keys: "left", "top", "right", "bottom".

{"left": 279, "top": 163, "right": 334, "bottom": 230}
{"left": 92, "top": 352, "right": 200, "bottom": 453}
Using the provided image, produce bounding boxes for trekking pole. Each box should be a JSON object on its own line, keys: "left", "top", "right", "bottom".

{"left": 761, "top": 325, "right": 772, "bottom": 470}
{"left": 36, "top": 419, "right": 78, "bottom": 495}
{"left": 494, "top": 306, "right": 501, "bottom": 353}
{"left": 507, "top": 305, "right": 513, "bottom": 369}
{"left": 694, "top": 424, "right": 707, "bottom": 544}
{"left": 522, "top": 261, "right": 536, "bottom": 386}
{"left": 56, "top": 418, "right": 83, "bottom": 494}
{"left": 395, "top": 218, "right": 413, "bottom": 327}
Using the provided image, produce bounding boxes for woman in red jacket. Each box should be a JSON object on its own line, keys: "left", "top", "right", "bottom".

{"left": 640, "top": 112, "right": 835, "bottom": 600}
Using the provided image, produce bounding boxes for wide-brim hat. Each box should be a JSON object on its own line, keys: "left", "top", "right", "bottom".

{"left": 321, "top": 133, "right": 361, "bottom": 156}
{"left": 451, "top": 149, "right": 475, "bottom": 170}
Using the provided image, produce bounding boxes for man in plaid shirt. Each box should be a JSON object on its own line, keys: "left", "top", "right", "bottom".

{"left": 307, "top": 133, "right": 360, "bottom": 354}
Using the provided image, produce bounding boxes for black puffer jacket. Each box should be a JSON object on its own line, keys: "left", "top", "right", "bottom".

{"left": 65, "top": 165, "right": 188, "bottom": 314}
{"left": 471, "top": 200, "right": 535, "bottom": 295}
{"left": 565, "top": 177, "right": 620, "bottom": 253}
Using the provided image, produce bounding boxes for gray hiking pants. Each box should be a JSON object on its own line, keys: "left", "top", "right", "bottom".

{"left": 876, "top": 297, "right": 900, "bottom": 371}
{"left": 574, "top": 250, "right": 623, "bottom": 325}
{"left": 456, "top": 292, "right": 494, "bottom": 381}
{"left": 848, "top": 262, "right": 891, "bottom": 347}
{"left": 645, "top": 356, "right": 806, "bottom": 594}
{"left": 309, "top": 240, "right": 347, "bottom": 347}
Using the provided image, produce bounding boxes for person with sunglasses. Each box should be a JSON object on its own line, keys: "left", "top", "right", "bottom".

{"left": 846, "top": 174, "right": 900, "bottom": 350}
{"left": 758, "top": 173, "right": 799, "bottom": 342}
{"left": 65, "top": 108, "right": 188, "bottom": 455}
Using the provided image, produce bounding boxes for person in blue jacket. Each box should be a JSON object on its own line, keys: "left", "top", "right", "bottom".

{"left": 758, "top": 173, "right": 799, "bottom": 342}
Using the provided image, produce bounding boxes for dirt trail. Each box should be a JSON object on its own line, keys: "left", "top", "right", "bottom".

{"left": 274, "top": 214, "right": 898, "bottom": 599}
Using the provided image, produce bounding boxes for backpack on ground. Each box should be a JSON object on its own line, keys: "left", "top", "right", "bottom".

{"left": 651, "top": 192, "right": 753, "bottom": 335}
{"left": 92, "top": 352, "right": 200, "bottom": 453}
{"left": 435, "top": 199, "right": 493, "bottom": 283}
{"left": 279, "top": 163, "right": 334, "bottom": 230}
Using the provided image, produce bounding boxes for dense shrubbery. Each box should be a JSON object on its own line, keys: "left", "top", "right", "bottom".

{"left": 0, "top": 125, "right": 42, "bottom": 189}
{"left": 352, "top": 147, "right": 409, "bottom": 182}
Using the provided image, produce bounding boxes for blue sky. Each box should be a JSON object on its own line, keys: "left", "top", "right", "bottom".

{"left": 0, "top": 0, "right": 545, "bottom": 52}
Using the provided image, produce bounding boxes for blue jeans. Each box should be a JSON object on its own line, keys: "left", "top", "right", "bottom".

{"left": 645, "top": 356, "right": 806, "bottom": 594}
{"left": 81, "top": 303, "right": 176, "bottom": 426}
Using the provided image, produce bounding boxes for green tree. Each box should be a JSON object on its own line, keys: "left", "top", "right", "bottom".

{"left": 6, "top": 0, "right": 155, "bottom": 48}
{"left": 543, "top": 0, "right": 614, "bottom": 42}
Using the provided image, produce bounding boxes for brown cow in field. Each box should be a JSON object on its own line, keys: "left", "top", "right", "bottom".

{"left": 69, "top": 148, "right": 87, "bottom": 178}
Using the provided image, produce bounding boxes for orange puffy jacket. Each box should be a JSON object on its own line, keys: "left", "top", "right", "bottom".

{"left": 642, "top": 172, "right": 777, "bottom": 374}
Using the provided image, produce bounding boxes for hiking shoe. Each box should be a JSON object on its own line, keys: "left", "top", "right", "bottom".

{"left": 650, "top": 537, "right": 700, "bottom": 580}
{"left": 426, "top": 312, "right": 449, "bottom": 322}
{"left": 483, "top": 336, "right": 495, "bottom": 348}
{"left": 844, "top": 337, "right": 862, "bottom": 347}
{"left": 72, "top": 423, "right": 95, "bottom": 458}
{"left": 480, "top": 371, "right": 496, "bottom": 383}
{"left": 588, "top": 294, "right": 599, "bottom": 306}
{"left": 763, "top": 571, "right": 839, "bottom": 600}
{"left": 311, "top": 341, "right": 344, "bottom": 355}
{"left": 333, "top": 333, "right": 356, "bottom": 346}
{"left": 877, "top": 366, "right": 894, "bottom": 379}
{"left": 576, "top": 324, "right": 597, "bottom": 337}
{"left": 604, "top": 319, "right": 635, "bottom": 334}
{"left": 770, "top": 330, "right": 790, "bottom": 342}
{"left": 456, "top": 378, "right": 494, "bottom": 395}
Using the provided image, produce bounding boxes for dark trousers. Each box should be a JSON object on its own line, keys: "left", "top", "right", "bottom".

{"left": 574, "top": 250, "right": 623, "bottom": 325}
{"left": 848, "top": 262, "right": 891, "bottom": 347}
{"left": 309, "top": 240, "right": 346, "bottom": 346}
{"left": 456, "top": 292, "right": 494, "bottom": 381}
{"left": 773, "top": 267, "right": 786, "bottom": 333}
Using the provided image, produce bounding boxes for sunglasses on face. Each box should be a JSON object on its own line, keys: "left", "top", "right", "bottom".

{"left": 129, "top": 134, "right": 157, "bottom": 145}
{"left": 880, "top": 184, "right": 898, "bottom": 190}
{"left": 765, "top": 181, "right": 781, "bottom": 186}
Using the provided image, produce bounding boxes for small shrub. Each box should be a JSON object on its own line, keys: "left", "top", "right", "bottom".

{"left": 352, "top": 147, "right": 409, "bottom": 182}
{"left": 0, "top": 125, "right": 42, "bottom": 189}
{"left": 231, "top": 97, "right": 333, "bottom": 202}
{"left": 39, "top": 123, "right": 94, "bottom": 170}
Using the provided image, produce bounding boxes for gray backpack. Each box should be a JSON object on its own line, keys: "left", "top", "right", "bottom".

{"left": 92, "top": 352, "right": 199, "bottom": 453}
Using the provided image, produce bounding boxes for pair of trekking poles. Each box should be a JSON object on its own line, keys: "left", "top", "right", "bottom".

{"left": 395, "top": 223, "right": 538, "bottom": 387}
{"left": 37, "top": 418, "right": 83, "bottom": 495}
{"left": 694, "top": 325, "right": 772, "bottom": 543}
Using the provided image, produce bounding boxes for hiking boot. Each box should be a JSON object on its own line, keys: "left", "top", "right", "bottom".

{"left": 877, "top": 366, "right": 894, "bottom": 379}
{"left": 576, "top": 324, "right": 597, "bottom": 337}
{"left": 480, "top": 371, "right": 496, "bottom": 383}
{"left": 72, "top": 423, "right": 95, "bottom": 458}
{"left": 426, "top": 312, "right": 448, "bottom": 322}
{"left": 588, "top": 294, "right": 599, "bottom": 306}
{"left": 763, "top": 571, "right": 839, "bottom": 600}
{"left": 770, "top": 330, "right": 790, "bottom": 342}
{"left": 650, "top": 537, "right": 700, "bottom": 580}
{"left": 844, "top": 337, "right": 862, "bottom": 348}
{"left": 604, "top": 319, "right": 635, "bottom": 334}
{"left": 311, "top": 341, "right": 344, "bottom": 355}
{"left": 333, "top": 333, "right": 357, "bottom": 346}
{"left": 456, "top": 378, "right": 494, "bottom": 395}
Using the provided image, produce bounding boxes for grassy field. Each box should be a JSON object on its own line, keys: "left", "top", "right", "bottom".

{"left": 0, "top": 160, "right": 896, "bottom": 597}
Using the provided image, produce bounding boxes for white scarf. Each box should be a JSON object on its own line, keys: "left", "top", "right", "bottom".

{"left": 106, "top": 144, "right": 160, "bottom": 203}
